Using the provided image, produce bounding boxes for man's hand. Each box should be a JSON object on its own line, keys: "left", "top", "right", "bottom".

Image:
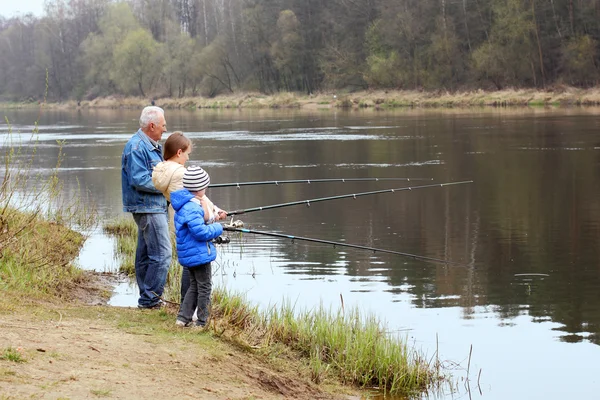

{"left": 216, "top": 210, "right": 228, "bottom": 221}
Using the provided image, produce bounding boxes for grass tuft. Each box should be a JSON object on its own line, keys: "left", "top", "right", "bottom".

{"left": 103, "top": 217, "right": 136, "bottom": 275}
{"left": 1, "top": 347, "right": 26, "bottom": 363}
{"left": 90, "top": 388, "right": 112, "bottom": 397}
{"left": 210, "top": 289, "right": 444, "bottom": 396}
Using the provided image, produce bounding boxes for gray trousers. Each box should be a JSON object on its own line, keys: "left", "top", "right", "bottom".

{"left": 177, "top": 263, "right": 211, "bottom": 327}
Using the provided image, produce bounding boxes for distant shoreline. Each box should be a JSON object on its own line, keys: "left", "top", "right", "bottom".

{"left": 3, "top": 87, "right": 600, "bottom": 110}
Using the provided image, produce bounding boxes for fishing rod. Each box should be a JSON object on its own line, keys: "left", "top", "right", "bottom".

{"left": 227, "top": 180, "right": 473, "bottom": 216}
{"left": 209, "top": 177, "right": 433, "bottom": 189}
{"left": 221, "top": 225, "right": 468, "bottom": 267}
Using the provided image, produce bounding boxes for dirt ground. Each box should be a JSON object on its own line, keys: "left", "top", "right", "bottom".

{"left": 0, "top": 274, "right": 363, "bottom": 400}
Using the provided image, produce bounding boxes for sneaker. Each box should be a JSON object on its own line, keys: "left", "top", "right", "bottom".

{"left": 175, "top": 319, "right": 192, "bottom": 327}
{"left": 138, "top": 300, "right": 165, "bottom": 310}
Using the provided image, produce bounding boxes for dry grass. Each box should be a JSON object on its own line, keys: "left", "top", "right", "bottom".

{"left": 7, "top": 86, "right": 600, "bottom": 110}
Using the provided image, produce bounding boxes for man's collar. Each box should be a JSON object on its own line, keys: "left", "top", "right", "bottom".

{"left": 137, "top": 129, "right": 160, "bottom": 150}
{"left": 147, "top": 136, "right": 159, "bottom": 148}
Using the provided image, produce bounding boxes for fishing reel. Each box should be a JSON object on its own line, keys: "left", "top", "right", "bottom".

{"left": 213, "top": 236, "right": 230, "bottom": 245}
{"left": 214, "top": 220, "right": 244, "bottom": 245}
{"left": 222, "top": 219, "right": 244, "bottom": 229}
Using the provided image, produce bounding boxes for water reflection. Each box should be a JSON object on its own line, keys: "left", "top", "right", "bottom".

{"left": 3, "top": 106, "right": 600, "bottom": 399}
{"left": 75, "top": 229, "right": 119, "bottom": 273}
{"left": 107, "top": 279, "right": 139, "bottom": 308}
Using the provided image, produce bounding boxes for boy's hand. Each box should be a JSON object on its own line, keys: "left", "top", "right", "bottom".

{"left": 216, "top": 210, "right": 228, "bottom": 221}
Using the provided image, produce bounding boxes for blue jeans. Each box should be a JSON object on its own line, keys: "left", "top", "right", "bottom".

{"left": 177, "top": 263, "right": 212, "bottom": 327}
{"left": 132, "top": 213, "right": 172, "bottom": 308}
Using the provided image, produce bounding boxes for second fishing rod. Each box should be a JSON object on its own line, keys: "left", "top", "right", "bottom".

{"left": 225, "top": 180, "right": 473, "bottom": 217}
{"left": 209, "top": 177, "right": 433, "bottom": 188}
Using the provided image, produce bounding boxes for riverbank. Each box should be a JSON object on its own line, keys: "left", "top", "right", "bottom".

{"left": 0, "top": 212, "right": 356, "bottom": 400}
{"left": 0, "top": 211, "right": 443, "bottom": 399}
{"left": 4, "top": 86, "right": 600, "bottom": 110}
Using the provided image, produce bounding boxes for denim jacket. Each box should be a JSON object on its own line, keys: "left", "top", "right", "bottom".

{"left": 121, "top": 129, "right": 168, "bottom": 213}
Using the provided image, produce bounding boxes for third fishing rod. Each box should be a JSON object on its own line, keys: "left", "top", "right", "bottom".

{"left": 209, "top": 177, "right": 433, "bottom": 189}
{"left": 226, "top": 180, "right": 473, "bottom": 217}
{"left": 221, "top": 224, "right": 469, "bottom": 267}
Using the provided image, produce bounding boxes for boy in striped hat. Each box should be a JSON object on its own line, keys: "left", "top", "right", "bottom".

{"left": 170, "top": 166, "right": 225, "bottom": 328}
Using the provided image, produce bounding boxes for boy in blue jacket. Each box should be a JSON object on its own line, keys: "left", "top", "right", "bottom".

{"left": 170, "top": 166, "right": 224, "bottom": 328}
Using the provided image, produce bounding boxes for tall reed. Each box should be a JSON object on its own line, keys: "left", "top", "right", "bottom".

{"left": 1, "top": 116, "right": 97, "bottom": 299}
{"left": 103, "top": 217, "right": 136, "bottom": 275}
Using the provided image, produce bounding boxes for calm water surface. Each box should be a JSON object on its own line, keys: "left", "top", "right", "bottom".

{"left": 3, "top": 107, "right": 600, "bottom": 399}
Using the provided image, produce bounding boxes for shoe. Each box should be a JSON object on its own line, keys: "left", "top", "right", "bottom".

{"left": 175, "top": 319, "right": 192, "bottom": 327}
{"left": 138, "top": 300, "right": 165, "bottom": 310}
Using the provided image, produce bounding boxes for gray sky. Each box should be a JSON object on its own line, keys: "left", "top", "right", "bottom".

{"left": 1, "top": 0, "right": 45, "bottom": 17}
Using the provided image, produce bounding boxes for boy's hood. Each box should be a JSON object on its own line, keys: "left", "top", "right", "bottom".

{"left": 170, "top": 188, "right": 195, "bottom": 211}
{"left": 152, "top": 161, "right": 183, "bottom": 193}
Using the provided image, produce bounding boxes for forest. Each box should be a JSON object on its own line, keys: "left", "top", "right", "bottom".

{"left": 1, "top": 0, "right": 600, "bottom": 101}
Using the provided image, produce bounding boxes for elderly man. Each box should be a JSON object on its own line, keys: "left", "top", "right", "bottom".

{"left": 121, "top": 106, "right": 172, "bottom": 309}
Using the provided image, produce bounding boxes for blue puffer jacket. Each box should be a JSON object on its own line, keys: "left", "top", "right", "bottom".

{"left": 170, "top": 189, "right": 224, "bottom": 268}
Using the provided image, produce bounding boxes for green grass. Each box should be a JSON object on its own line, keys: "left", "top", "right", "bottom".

{"left": 527, "top": 99, "right": 547, "bottom": 107}
{"left": 0, "top": 206, "right": 90, "bottom": 301}
{"left": 0, "top": 206, "right": 87, "bottom": 295}
{"left": 1, "top": 347, "right": 26, "bottom": 363}
{"left": 103, "top": 217, "right": 136, "bottom": 236}
{"left": 90, "top": 389, "right": 112, "bottom": 397}
{"left": 103, "top": 217, "right": 136, "bottom": 275}
{"left": 210, "top": 289, "right": 443, "bottom": 396}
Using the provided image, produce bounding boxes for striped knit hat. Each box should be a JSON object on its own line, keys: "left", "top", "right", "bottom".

{"left": 183, "top": 166, "right": 210, "bottom": 192}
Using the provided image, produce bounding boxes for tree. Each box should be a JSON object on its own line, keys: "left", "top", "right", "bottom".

{"left": 5, "top": 0, "right": 600, "bottom": 99}
{"left": 0, "top": 17, "right": 41, "bottom": 100}
{"left": 196, "top": 36, "right": 238, "bottom": 96}
{"left": 560, "top": 35, "right": 598, "bottom": 86}
{"left": 424, "top": 17, "right": 465, "bottom": 90}
{"left": 112, "top": 28, "right": 162, "bottom": 96}
{"left": 316, "top": 0, "right": 376, "bottom": 90}
{"left": 364, "top": 19, "right": 410, "bottom": 88}
{"left": 80, "top": 2, "right": 141, "bottom": 96}
{"left": 271, "top": 10, "right": 304, "bottom": 91}
{"left": 163, "top": 24, "right": 198, "bottom": 97}
{"left": 240, "top": 3, "right": 278, "bottom": 93}
{"left": 472, "top": 0, "right": 538, "bottom": 88}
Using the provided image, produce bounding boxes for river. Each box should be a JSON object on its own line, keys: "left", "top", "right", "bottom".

{"left": 2, "top": 106, "right": 600, "bottom": 399}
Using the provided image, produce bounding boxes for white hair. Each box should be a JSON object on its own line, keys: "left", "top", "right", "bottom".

{"left": 139, "top": 106, "right": 165, "bottom": 129}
